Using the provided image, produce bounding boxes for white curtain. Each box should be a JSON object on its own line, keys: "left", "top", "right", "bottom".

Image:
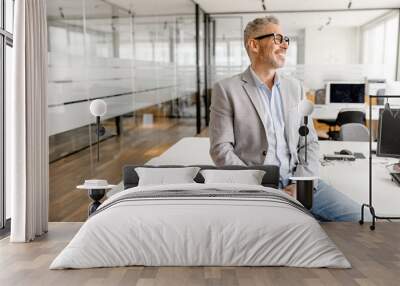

{"left": 8, "top": 0, "right": 49, "bottom": 242}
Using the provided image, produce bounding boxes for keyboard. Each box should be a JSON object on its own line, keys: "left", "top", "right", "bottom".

{"left": 323, "top": 154, "right": 356, "bottom": 161}
{"left": 390, "top": 173, "right": 400, "bottom": 186}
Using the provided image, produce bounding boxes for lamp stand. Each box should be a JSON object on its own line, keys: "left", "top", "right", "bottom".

{"left": 299, "top": 116, "right": 309, "bottom": 164}
{"left": 96, "top": 116, "right": 100, "bottom": 162}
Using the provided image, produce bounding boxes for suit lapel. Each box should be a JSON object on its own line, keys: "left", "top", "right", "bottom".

{"left": 279, "top": 75, "right": 299, "bottom": 158}
{"left": 241, "top": 68, "right": 267, "bottom": 132}
{"left": 243, "top": 84, "right": 267, "bottom": 128}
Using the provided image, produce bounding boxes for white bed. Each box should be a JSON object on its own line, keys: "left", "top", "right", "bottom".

{"left": 50, "top": 183, "right": 350, "bottom": 269}
{"left": 50, "top": 137, "right": 353, "bottom": 269}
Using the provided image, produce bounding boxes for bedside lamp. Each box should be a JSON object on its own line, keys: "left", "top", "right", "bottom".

{"left": 90, "top": 99, "right": 107, "bottom": 162}
{"left": 291, "top": 99, "right": 316, "bottom": 210}
{"left": 298, "top": 99, "right": 314, "bottom": 163}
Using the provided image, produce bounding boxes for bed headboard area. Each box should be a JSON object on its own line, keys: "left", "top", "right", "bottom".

{"left": 123, "top": 165, "right": 280, "bottom": 190}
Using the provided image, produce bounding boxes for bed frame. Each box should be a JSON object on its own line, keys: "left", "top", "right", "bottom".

{"left": 123, "top": 165, "right": 280, "bottom": 189}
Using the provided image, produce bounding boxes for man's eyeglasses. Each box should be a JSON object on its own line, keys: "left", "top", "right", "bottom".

{"left": 254, "top": 33, "right": 290, "bottom": 46}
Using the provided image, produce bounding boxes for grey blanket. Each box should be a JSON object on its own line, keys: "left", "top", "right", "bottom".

{"left": 93, "top": 189, "right": 311, "bottom": 218}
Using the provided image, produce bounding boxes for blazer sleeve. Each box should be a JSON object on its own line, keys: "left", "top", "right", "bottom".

{"left": 294, "top": 83, "right": 320, "bottom": 178}
{"left": 209, "top": 82, "right": 246, "bottom": 166}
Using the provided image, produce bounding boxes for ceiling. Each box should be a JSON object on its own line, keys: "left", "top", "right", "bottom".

{"left": 212, "top": 10, "right": 394, "bottom": 40}
{"left": 245, "top": 10, "right": 391, "bottom": 33}
{"left": 47, "top": 0, "right": 195, "bottom": 19}
{"left": 107, "top": 0, "right": 194, "bottom": 15}
{"left": 47, "top": 0, "right": 398, "bottom": 35}
{"left": 195, "top": 0, "right": 400, "bottom": 14}
{"left": 48, "top": 0, "right": 400, "bottom": 18}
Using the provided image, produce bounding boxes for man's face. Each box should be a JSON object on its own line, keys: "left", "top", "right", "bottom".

{"left": 250, "top": 23, "right": 288, "bottom": 69}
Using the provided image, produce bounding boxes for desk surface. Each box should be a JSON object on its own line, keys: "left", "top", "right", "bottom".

{"left": 313, "top": 104, "right": 382, "bottom": 121}
{"left": 311, "top": 104, "right": 383, "bottom": 120}
{"left": 148, "top": 137, "right": 400, "bottom": 217}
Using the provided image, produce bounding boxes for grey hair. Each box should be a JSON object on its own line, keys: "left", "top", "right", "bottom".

{"left": 243, "top": 16, "right": 280, "bottom": 53}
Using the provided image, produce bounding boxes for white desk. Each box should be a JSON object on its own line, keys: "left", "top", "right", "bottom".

{"left": 148, "top": 137, "right": 400, "bottom": 217}
{"left": 312, "top": 104, "right": 382, "bottom": 121}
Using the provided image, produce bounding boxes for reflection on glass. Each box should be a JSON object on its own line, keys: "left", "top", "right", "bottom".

{"left": 47, "top": 0, "right": 197, "bottom": 222}
{"left": 5, "top": 0, "right": 14, "bottom": 33}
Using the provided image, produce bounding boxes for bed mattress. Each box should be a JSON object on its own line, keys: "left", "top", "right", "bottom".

{"left": 50, "top": 183, "right": 350, "bottom": 269}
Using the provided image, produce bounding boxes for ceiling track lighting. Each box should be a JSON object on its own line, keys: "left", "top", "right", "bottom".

{"left": 326, "top": 17, "right": 332, "bottom": 26}
{"left": 261, "top": 0, "right": 266, "bottom": 11}
{"left": 348, "top": 1, "right": 352, "bottom": 9}
{"left": 58, "top": 7, "right": 64, "bottom": 19}
{"left": 318, "top": 17, "right": 332, "bottom": 31}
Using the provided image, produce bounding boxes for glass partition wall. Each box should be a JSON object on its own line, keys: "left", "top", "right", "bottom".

{"left": 47, "top": 0, "right": 205, "bottom": 221}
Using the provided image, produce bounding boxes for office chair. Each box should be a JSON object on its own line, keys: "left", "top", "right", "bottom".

{"left": 336, "top": 108, "right": 366, "bottom": 126}
{"left": 338, "top": 123, "right": 370, "bottom": 142}
{"left": 329, "top": 108, "right": 366, "bottom": 140}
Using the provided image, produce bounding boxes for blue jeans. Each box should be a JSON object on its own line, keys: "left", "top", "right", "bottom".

{"left": 310, "top": 180, "right": 372, "bottom": 222}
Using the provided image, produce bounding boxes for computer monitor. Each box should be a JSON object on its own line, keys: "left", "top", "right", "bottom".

{"left": 326, "top": 82, "right": 366, "bottom": 105}
{"left": 377, "top": 108, "right": 400, "bottom": 159}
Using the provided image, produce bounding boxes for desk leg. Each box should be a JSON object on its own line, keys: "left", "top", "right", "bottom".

{"left": 88, "top": 189, "right": 105, "bottom": 216}
{"left": 360, "top": 203, "right": 376, "bottom": 230}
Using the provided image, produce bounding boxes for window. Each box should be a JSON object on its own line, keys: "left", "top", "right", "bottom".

{"left": 362, "top": 12, "right": 399, "bottom": 80}
{"left": 1, "top": 0, "right": 14, "bottom": 230}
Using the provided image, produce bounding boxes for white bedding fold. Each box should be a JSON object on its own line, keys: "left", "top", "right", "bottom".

{"left": 50, "top": 183, "right": 350, "bottom": 269}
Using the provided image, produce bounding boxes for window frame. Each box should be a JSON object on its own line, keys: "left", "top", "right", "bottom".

{"left": 1, "top": 0, "right": 14, "bottom": 231}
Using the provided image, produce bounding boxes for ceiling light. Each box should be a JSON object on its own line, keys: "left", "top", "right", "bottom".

{"left": 326, "top": 17, "right": 332, "bottom": 26}
{"left": 59, "top": 7, "right": 64, "bottom": 19}
{"left": 348, "top": 1, "right": 352, "bottom": 9}
{"left": 261, "top": 0, "right": 266, "bottom": 11}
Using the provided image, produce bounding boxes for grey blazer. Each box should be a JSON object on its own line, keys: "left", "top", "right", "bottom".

{"left": 209, "top": 67, "right": 319, "bottom": 178}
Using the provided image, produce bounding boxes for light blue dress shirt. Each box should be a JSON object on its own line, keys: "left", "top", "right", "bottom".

{"left": 249, "top": 68, "right": 291, "bottom": 187}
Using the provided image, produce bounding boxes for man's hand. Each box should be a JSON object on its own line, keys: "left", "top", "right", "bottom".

{"left": 283, "top": 183, "right": 296, "bottom": 198}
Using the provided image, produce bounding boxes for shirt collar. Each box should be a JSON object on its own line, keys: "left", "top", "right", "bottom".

{"left": 249, "top": 67, "right": 281, "bottom": 89}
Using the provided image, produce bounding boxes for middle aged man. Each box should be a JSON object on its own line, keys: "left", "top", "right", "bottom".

{"left": 209, "top": 16, "right": 367, "bottom": 222}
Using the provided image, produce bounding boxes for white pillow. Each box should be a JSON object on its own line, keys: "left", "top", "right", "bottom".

{"left": 200, "top": 169, "right": 266, "bottom": 185}
{"left": 135, "top": 167, "right": 201, "bottom": 186}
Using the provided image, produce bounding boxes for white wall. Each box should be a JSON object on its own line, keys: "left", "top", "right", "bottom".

{"left": 296, "top": 29, "right": 305, "bottom": 65}
{"left": 305, "top": 26, "right": 360, "bottom": 65}
{"left": 290, "top": 26, "right": 365, "bottom": 90}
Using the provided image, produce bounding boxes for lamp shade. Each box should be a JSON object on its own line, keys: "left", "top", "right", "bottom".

{"left": 298, "top": 99, "right": 314, "bottom": 116}
{"left": 90, "top": 99, "right": 107, "bottom": 117}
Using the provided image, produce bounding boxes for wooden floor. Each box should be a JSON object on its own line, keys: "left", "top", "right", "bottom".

{"left": 49, "top": 116, "right": 207, "bottom": 222}
{"left": 1, "top": 222, "right": 399, "bottom": 286}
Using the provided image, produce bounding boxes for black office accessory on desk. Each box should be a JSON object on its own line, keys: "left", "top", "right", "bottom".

{"left": 360, "top": 96, "right": 400, "bottom": 230}
{"left": 333, "top": 151, "right": 366, "bottom": 159}
{"left": 390, "top": 173, "right": 400, "bottom": 186}
{"left": 377, "top": 108, "right": 400, "bottom": 159}
{"left": 324, "top": 154, "right": 356, "bottom": 161}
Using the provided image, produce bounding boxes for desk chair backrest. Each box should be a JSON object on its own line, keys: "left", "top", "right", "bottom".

{"left": 339, "top": 123, "right": 370, "bottom": 142}
{"left": 336, "top": 109, "right": 366, "bottom": 126}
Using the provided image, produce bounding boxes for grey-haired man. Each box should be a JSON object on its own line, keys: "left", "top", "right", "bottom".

{"left": 209, "top": 16, "right": 367, "bottom": 222}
